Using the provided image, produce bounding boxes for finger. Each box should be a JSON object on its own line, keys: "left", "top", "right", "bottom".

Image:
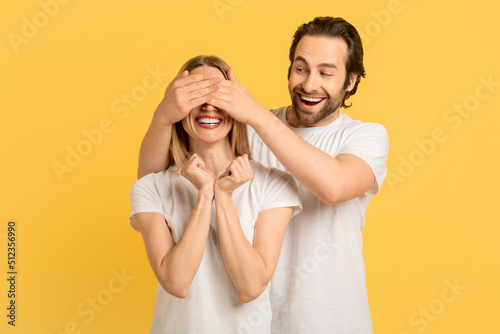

{"left": 213, "top": 81, "right": 234, "bottom": 95}
{"left": 184, "top": 93, "right": 218, "bottom": 112}
{"left": 171, "top": 71, "right": 189, "bottom": 84}
{"left": 193, "top": 155, "right": 206, "bottom": 169}
{"left": 186, "top": 82, "right": 220, "bottom": 103}
{"left": 179, "top": 73, "right": 219, "bottom": 90}
{"left": 217, "top": 169, "right": 231, "bottom": 180}
{"left": 188, "top": 153, "right": 204, "bottom": 167}
{"left": 234, "top": 155, "right": 251, "bottom": 180}
{"left": 171, "top": 74, "right": 217, "bottom": 95}
{"left": 242, "top": 155, "right": 253, "bottom": 179}
{"left": 186, "top": 77, "right": 221, "bottom": 95}
{"left": 228, "top": 67, "right": 239, "bottom": 83}
{"left": 229, "top": 160, "right": 244, "bottom": 181}
{"left": 177, "top": 70, "right": 189, "bottom": 80}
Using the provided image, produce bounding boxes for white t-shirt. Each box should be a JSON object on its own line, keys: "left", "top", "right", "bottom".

{"left": 130, "top": 159, "right": 302, "bottom": 334}
{"left": 247, "top": 107, "right": 389, "bottom": 334}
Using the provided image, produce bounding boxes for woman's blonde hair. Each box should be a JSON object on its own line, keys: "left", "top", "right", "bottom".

{"left": 169, "top": 55, "right": 252, "bottom": 170}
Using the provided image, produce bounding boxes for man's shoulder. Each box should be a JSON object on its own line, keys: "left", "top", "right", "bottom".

{"left": 269, "top": 106, "right": 288, "bottom": 117}
{"left": 336, "top": 113, "right": 388, "bottom": 137}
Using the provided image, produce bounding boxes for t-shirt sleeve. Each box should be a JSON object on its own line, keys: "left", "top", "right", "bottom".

{"left": 338, "top": 123, "right": 389, "bottom": 196}
{"left": 129, "top": 173, "right": 164, "bottom": 232}
{"left": 260, "top": 167, "right": 302, "bottom": 217}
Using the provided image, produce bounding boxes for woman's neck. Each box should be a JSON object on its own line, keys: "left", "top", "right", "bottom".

{"left": 189, "top": 139, "right": 234, "bottom": 179}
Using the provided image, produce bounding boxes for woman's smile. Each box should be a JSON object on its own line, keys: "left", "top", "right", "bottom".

{"left": 195, "top": 114, "right": 223, "bottom": 129}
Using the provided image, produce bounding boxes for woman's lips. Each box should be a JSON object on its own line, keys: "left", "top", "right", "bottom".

{"left": 195, "top": 115, "right": 222, "bottom": 129}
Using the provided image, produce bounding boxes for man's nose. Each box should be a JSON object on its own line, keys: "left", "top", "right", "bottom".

{"left": 303, "top": 72, "right": 319, "bottom": 93}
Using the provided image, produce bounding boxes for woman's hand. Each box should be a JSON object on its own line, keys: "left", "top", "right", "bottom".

{"left": 181, "top": 154, "right": 215, "bottom": 198}
{"left": 154, "top": 71, "right": 221, "bottom": 126}
{"left": 215, "top": 154, "right": 253, "bottom": 195}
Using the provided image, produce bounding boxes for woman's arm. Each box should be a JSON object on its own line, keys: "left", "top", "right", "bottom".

{"left": 132, "top": 190, "right": 212, "bottom": 298}
{"left": 215, "top": 194, "right": 292, "bottom": 303}
{"left": 132, "top": 154, "right": 215, "bottom": 298}
{"left": 214, "top": 155, "right": 293, "bottom": 303}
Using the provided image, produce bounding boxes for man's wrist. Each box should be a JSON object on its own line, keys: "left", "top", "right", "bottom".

{"left": 248, "top": 106, "right": 271, "bottom": 131}
{"left": 152, "top": 101, "right": 174, "bottom": 127}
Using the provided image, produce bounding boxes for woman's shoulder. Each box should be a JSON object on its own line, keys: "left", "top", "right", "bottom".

{"left": 133, "top": 166, "right": 183, "bottom": 191}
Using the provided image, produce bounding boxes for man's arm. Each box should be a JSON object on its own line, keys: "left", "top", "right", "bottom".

{"left": 137, "top": 107, "right": 173, "bottom": 178}
{"left": 252, "top": 111, "right": 375, "bottom": 204}
{"left": 209, "top": 68, "right": 377, "bottom": 204}
{"left": 137, "top": 71, "right": 221, "bottom": 178}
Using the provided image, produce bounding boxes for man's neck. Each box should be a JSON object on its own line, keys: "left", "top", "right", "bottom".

{"left": 286, "top": 106, "right": 340, "bottom": 128}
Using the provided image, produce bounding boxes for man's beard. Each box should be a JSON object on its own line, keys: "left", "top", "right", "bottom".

{"left": 290, "top": 88, "right": 345, "bottom": 126}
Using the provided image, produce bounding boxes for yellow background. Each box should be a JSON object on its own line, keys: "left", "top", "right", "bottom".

{"left": 1, "top": 0, "right": 499, "bottom": 333}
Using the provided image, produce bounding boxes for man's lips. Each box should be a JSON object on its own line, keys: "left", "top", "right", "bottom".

{"left": 297, "top": 93, "right": 326, "bottom": 106}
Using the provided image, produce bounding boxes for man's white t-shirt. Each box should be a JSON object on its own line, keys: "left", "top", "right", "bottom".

{"left": 247, "top": 107, "right": 389, "bottom": 334}
{"left": 130, "top": 159, "right": 302, "bottom": 334}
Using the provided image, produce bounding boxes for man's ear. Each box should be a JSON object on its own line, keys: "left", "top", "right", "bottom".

{"left": 347, "top": 73, "right": 358, "bottom": 92}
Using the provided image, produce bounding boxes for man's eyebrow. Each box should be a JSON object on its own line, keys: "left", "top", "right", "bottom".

{"left": 294, "top": 55, "right": 309, "bottom": 65}
{"left": 318, "top": 62, "right": 338, "bottom": 70}
{"left": 294, "top": 55, "right": 338, "bottom": 70}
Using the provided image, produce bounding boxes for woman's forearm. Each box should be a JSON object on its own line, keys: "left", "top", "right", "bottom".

{"left": 155, "top": 192, "right": 212, "bottom": 298}
{"left": 214, "top": 192, "right": 272, "bottom": 303}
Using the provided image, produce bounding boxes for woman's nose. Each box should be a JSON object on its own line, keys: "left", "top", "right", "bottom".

{"left": 201, "top": 103, "right": 217, "bottom": 111}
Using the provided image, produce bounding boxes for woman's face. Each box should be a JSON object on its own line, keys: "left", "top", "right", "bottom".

{"left": 181, "top": 65, "right": 233, "bottom": 146}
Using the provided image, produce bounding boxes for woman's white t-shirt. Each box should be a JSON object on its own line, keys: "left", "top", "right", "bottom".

{"left": 130, "top": 159, "right": 301, "bottom": 334}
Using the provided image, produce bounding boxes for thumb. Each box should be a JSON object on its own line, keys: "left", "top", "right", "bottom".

{"left": 228, "top": 67, "right": 239, "bottom": 83}
{"left": 218, "top": 166, "right": 232, "bottom": 180}
{"left": 176, "top": 70, "right": 189, "bottom": 80}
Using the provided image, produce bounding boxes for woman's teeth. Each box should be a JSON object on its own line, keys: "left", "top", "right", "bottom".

{"left": 197, "top": 118, "right": 221, "bottom": 125}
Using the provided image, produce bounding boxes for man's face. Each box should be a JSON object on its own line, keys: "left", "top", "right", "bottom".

{"left": 288, "top": 35, "right": 356, "bottom": 128}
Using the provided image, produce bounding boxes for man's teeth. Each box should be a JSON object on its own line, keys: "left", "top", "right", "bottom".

{"left": 198, "top": 118, "right": 221, "bottom": 125}
{"left": 300, "top": 95, "right": 324, "bottom": 103}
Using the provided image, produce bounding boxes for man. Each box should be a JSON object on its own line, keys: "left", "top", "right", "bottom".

{"left": 138, "top": 16, "right": 389, "bottom": 334}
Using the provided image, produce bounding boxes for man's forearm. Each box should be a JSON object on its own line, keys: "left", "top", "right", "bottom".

{"left": 137, "top": 108, "right": 172, "bottom": 179}
{"left": 249, "top": 110, "right": 373, "bottom": 204}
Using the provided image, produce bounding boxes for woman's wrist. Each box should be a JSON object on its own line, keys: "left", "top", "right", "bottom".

{"left": 198, "top": 185, "right": 214, "bottom": 201}
{"left": 214, "top": 188, "right": 233, "bottom": 202}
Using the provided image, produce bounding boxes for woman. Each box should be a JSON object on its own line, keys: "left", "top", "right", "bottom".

{"left": 130, "top": 55, "right": 301, "bottom": 333}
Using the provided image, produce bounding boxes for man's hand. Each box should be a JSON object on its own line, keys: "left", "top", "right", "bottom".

{"left": 209, "top": 68, "right": 267, "bottom": 126}
{"left": 181, "top": 154, "right": 215, "bottom": 198}
{"left": 215, "top": 155, "right": 253, "bottom": 195}
{"left": 155, "top": 71, "right": 221, "bottom": 125}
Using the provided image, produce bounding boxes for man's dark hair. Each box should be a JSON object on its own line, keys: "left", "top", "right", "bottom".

{"left": 288, "top": 17, "right": 366, "bottom": 108}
